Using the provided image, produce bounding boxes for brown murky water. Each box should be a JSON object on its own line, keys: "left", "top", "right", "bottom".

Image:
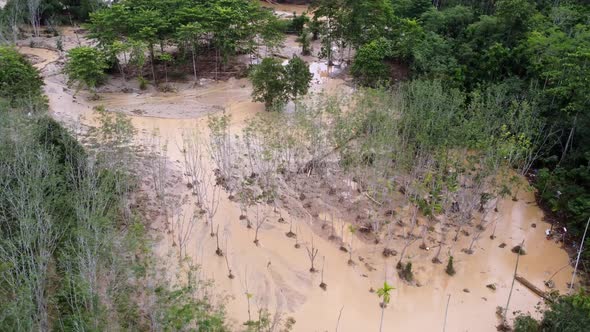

{"left": 18, "top": 27, "right": 574, "bottom": 332}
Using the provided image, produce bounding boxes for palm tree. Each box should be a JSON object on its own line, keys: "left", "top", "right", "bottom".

{"left": 377, "top": 281, "right": 395, "bottom": 332}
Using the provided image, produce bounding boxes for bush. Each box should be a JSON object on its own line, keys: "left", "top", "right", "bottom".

{"left": 400, "top": 262, "right": 414, "bottom": 281}
{"left": 250, "top": 56, "right": 312, "bottom": 111}
{"left": 541, "top": 291, "right": 590, "bottom": 331}
{"left": 289, "top": 12, "right": 308, "bottom": 34}
{"left": 513, "top": 314, "right": 539, "bottom": 332}
{"left": 445, "top": 256, "right": 456, "bottom": 276}
{"left": 351, "top": 38, "right": 393, "bottom": 87}
{"left": 64, "top": 46, "right": 109, "bottom": 92}
{"left": 0, "top": 46, "right": 46, "bottom": 110}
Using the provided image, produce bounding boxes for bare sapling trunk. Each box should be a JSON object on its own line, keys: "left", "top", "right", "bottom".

{"left": 464, "top": 231, "right": 482, "bottom": 255}
{"left": 175, "top": 210, "right": 197, "bottom": 260}
{"left": 191, "top": 43, "right": 198, "bottom": 82}
{"left": 244, "top": 275, "right": 252, "bottom": 322}
{"left": 215, "top": 225, "right": 223, "bottom": 256}
{"left": 490, "top": 217, "right": 499, "bottom": 240}
{"left": 181, "top": 129, "right": 206, "bottom": 206}
{"left": 503, "top": 240, "right": 524, "bottom": 324}
{"left": 208, "top": 114, "right": 235, "bottom": 195}
{"left": 202, "top": 175, "right": 221, "bottom": 238}
{"left": 253, "top": 206, "right": 267, "bottom": 246}
{"left": 397, "top": 234, "right": 418, "bottom": 269}
{"left": 306, "top": 237, "right": 319, "bottom": 272}
{"left": 224, "top": 239, "right": 234, "bottom": 279}
{"left": 319, "top": 256, "right": 327, "bottom": 290}
{"left": 294, "top": 225, "right": 301, "bottom": 248}
{"left": 286, "top": 218, "right": 296, "bottom": 237}
{"left": 570, "top": 216, "right": 590, "bottom": 293}
{"left": 147, "top": 133, "right": 170, "bottom": 229}
{"left": 419, "top": 225, "right": 429, "bottom": 250}
{"left": 329, "top": 214, "right": 336, "bottom": 240}
{"left": 443, "top": 294, "right": 451, "bottom": 332}
{"left": 339, "top": 221, "right": 347, "bottom": 252}
{"left": 398, "top": 207, "right": 419, "bottom": 268}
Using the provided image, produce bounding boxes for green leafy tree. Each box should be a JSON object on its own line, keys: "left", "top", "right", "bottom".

{"left": 297, "top": 29, "right": 312, "bottom": 56}
{"left": 250, "top": 57, "right": 288, "bottom": 111}
{"left": 64, "top": 46, "right": 108, "bottom": 92}
{"left": 176, "top": 22, "right": 203, "bottom": 82}
{"left": 285, "top": 56, "right": 313, "bottom": 104}
{"left": 351, "top": 37, "right": 392, "bottom": 87}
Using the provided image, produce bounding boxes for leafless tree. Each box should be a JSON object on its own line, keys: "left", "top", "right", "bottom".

{"left": 26, "top": 0, "right": 41, "bottom": 37}
{"left": 146, "top": 133, "right": 170, "bottom": 228}
{"left": 181, "top": 129, "right": 206, "bottom": 206}
{"left": 208, "top": 114, "right": 236, "bottom": 195}
{"left": 203, "top": 176, "right": 221, "bottom": 238}
{"left": 306, "top": 236, "right": 319, "bottom": 272}
{"left": 253, "top": 206, "right": 268, "bottom": 246}
{"left": 174, "top": 209, "right": 198, "bottom": 260}
{"left": 347, "top": 225, "right": 356, "bottom": 265}
{"left": 224, "top": 238, "right": 234, "bottom": 279}
{"left": 215, "top": 225, "right": 223, "bottom": 256}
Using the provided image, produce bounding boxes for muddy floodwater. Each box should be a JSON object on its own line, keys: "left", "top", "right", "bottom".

{"left": 17, "top": 24, "right": 575, "bottom": 332}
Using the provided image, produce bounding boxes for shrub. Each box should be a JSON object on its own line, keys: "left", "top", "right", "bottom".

{"left": 445, "top": 256, "right": 456, "bottom": 276}
{"left": 64, "top": 46, "right": 108, "bottom": 92}
{"left": 351, "top": 38, "right": 393, "bottom": 87}
{"left": 0, "top": 46, "right": 46, "bottom": 110}
{"left": 513, "top": 314, "right": 539, "bottom": 332}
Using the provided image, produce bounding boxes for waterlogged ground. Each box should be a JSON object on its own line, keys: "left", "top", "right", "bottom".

{"left": 18, "top": 18, "right": 575, "bottom": 332}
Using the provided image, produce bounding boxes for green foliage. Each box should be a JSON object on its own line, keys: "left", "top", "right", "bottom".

{"left": 285, "top": 56, "right": 313, "bottom": 100}
{"left": 376, "top": 281, "right": 394, "bottom": 305}
{"left": 351, "top": 38, "right": 392, "bottom": 86}
{"left": 392, "top": 0, "right": 433, "bottom": 19}
{"left": 400, "top": 262, "right": 414, "bottom": 281}
{"left": 309, "top": 0, "right": 590, "bottom": 270}
{"left": 297, "top": 29, "right": 312, "bottom": 56}
{"left": 289, "top": 12, "right": 309, "bottom": 35}
{"left": 536, "top": 166, "right": 590, "bottom": 236}
{"left": 541, "top": 291, "right": 590, "bottom": 331}
{"left": 250, "top": 57, "right": 288, "bottom": 111}
{"left": 446, "top": 256, "right": 456, "bottom": 276}
{"left": 0, "top": 46, "right": 46, "bottom": 111}
{"left": 64, "top": 46, "right": 108, "bottom": 91}
{"left": 411, "top": 32, "right": 462, "bottom": 83}
{"left": 250, "top": 56, "right": 312, "bottom": 111}
{"left": 513, "top": 291, "right": 590, "bottom": 332}
{"left": 0, "top": 98, "right": 231, "bottom": 331}
{"left": 86, "top": 0, "right": 285, "bottom": 80}
{"left": 153, "top": 270, "right": 228, "bottom": 331}
{"left": 514, "top": 314, "right": 540, "bottom": 332}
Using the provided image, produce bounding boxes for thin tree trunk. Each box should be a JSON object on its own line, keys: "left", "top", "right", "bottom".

{"left": 379, "top": 304, "right": 385, "bottom": 332}
{"left": 570, "top": 216, "right": 590, "bottom": 293}
{"left": 559, "top": 113, "right": 577, "bottom": 166}
{"left": 191, "top": 46, "right": 197, "bottom": 82}
{"left": 443, "top": 294, "right": 451, "bottom": 332}
{"left": 149, "top": 44, "right": 157, "bottom": 85}
{"left": 504, "top": 240, "right": 524, "bottom": 320}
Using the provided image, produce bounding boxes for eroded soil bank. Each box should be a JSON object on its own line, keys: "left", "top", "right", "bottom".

{"left": 17, "top": 22, "right": 574, "bottom": 332}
